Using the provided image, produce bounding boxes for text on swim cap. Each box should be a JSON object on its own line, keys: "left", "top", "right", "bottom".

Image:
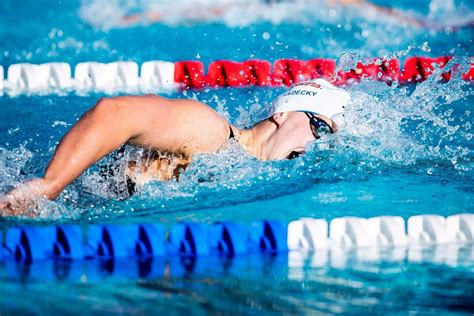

{"left": 283, "top": 89, "right": 319, "bottom": 97}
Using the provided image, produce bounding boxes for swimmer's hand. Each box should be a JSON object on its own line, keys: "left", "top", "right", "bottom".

{"left": 0, "top": 179, "right": 50, "bottom": 218}
{"left": 0, "top": 200, "right": 17, "bottom": 217}
{"left": 0, "top": 198, "right": 33, "bottom": 217}
{"left": 0, "top": 200, "right": 37, "bottom": 217}
{"left": 126, "top": 155, "right": 190, "bottom": 185}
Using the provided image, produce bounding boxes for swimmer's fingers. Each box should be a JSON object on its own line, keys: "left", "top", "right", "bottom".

{"left": 0, "top": 181, "right": 42, "bottom": 217}
{"left": 0, "top": 200, "right": 13, "bottom": 216}
{"left": 0, "top": 199, "right": 28, "bottom": 217}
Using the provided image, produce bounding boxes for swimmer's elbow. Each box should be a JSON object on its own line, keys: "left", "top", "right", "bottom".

{"left": 92, "top": 97, "right": 133, "bottom": 121}
{"left": 91, "top": 97, "right": 145, "bottom": 140}
{"left": 94, "top": 97, "right": 119, "bottom": 112}
{"left": 94, "top": 96, "right": 141, "bottom": 115}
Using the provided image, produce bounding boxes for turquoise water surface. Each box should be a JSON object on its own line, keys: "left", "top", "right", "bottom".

{"left": 1, "top": 0, "right": 473, "bottom": 314}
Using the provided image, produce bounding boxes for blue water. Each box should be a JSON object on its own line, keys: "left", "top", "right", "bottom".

{"left": 1, "top": 0, "right": 474, "bottom": 314}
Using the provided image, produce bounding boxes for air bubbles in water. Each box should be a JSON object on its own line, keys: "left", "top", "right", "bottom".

{"left": 420, "top": 42, "right": 431, "bottom": 52}
{"left": 0, "top": 147, "right": 33, "bottom": 192}
{"left": 338, "top": 52, "right": 361, "bottom": 72}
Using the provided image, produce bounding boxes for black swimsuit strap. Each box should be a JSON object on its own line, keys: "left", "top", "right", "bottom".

{"left": 229, "top": 125, "right": 235, "bottom": 140}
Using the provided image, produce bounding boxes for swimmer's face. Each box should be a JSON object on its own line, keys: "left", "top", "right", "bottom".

{"left": 265, "top": 112, "right": 337, "bottom": 160}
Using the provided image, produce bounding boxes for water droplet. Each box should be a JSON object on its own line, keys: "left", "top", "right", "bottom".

{"left": 421, "top": 42, "right": 431, "bottom": 52}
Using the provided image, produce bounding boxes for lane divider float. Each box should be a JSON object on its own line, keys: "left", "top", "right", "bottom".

{"left": 1, "top": 214, "right": 472, "bottom": 265}
{"left": 1, "top": 56, "right": 472, "bottom": 96}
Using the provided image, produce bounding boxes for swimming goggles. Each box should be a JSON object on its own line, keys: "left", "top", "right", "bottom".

{"left": 287, "top": 113, "right": 335, "bottom": 160}
{"left": 304, "top": 112, "right": 334, "bottom": 139}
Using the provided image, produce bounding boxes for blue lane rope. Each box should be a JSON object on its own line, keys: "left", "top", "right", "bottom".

{"left": 1, "top": 220, "right": 289, "bottom": 264}
{"left": 2, "top": 214, "right": 473, "bottom": 265}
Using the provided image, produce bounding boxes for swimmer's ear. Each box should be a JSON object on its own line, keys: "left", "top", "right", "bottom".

{"left": 331, "top": 120, "right": 339, "bottom": 133}
{"left": 268, "top": 112, "right": 287, "bottom": 129}
{"left": 270, "top": 112, "right": 288, "bottom": 125}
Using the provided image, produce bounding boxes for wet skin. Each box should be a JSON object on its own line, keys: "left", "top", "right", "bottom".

{"left": 0, "top": 94, "right": 337, "bottom": 216}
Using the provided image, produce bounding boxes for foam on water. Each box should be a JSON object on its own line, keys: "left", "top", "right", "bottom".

{"left": 1, "top": 58, "right": 470, "bottom": 220}
{"left": 78, "top": 0, "right": 474, "bottom": 33}
{"left": 1, "top": 0, "right": 473, "bottom": 220}
{"left": 339, "top": 62, "right": 473, "bottom": 169}
{"left": 1, "top": 1, "right": 473, "bottom": 313}
{"left": 0, "top": 58, "right": 472, "bottom": 220}
{"left": 79, "top": 0, "right": 336, "bottom": 29}
{"left": 79, "top": 1, "right": 469, "bottom": 67}
{"left": 4, "top": 0, "right": 472, "bottom": 71}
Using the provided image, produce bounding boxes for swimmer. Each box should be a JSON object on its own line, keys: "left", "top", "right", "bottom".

{"left": 120, "top": 0, "right": 434, "bottom": 29}
{"left": 0, "top": 79, "right": 350, "bottom": 217}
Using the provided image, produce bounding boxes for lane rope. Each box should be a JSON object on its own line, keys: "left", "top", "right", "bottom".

{"left": 1, "top": 214, "right": 473, "bottom": 264}
{"left": 1, "top": 56, "right": 472, "bottom": 95}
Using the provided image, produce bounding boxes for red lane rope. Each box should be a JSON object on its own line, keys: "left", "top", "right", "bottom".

{"left": 173, "top": 56, "right": 473, "bottom": 89}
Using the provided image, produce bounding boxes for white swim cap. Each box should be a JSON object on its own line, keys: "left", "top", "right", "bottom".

{"left": 269, "top": 79, "right": 350, "bottom": 124}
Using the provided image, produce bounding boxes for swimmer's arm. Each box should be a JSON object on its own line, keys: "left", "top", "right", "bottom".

{"left": 121, "top": 3, "right": 234, "bottom": 26}
{"left": 0, "top": 96, "right": 159, "bottom": 216}
{"left": 122, "top": 12, "right": 162, "bottom": 25}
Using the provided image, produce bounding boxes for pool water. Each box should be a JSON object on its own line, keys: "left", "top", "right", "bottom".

{"left": 1, "top": 0, "right": 473, "bottom": 314}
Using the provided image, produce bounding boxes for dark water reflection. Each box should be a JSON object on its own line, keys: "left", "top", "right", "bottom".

{"left": 1, "top": 245, "right": 473, "bottom": 314}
